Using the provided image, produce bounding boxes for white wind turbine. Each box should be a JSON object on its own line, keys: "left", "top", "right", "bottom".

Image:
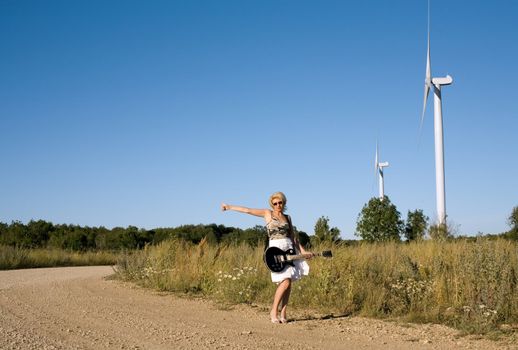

{"left": 420, "top": 0, "right": 453, "bottom": 226}
{"left": 375, "top": 142, "right": 389, "bottom": 200}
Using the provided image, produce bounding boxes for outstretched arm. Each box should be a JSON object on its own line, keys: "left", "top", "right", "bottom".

{"left": 221, "top": 203, "right": 269, "bottom": 218}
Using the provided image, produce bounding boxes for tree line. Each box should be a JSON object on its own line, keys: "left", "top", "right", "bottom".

{"left": 0, "top": 220, "right": 316, "bottom": 251}
{"left": 1, "top": 201, "right": 515, "bottom": 250}
{"left": 0, "top": 221, "right": 250, "bottom": 250}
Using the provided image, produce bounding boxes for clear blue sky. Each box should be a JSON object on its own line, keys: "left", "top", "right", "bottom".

{"left": 1, "top": 0, "right": 517, "bottom": 239}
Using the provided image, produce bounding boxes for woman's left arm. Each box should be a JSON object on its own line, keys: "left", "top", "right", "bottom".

{"left": 294, "top": 237, "right": 313, "bottom": 257}
{"left": 288, "top": 216, "right": 314, "bottom": 258}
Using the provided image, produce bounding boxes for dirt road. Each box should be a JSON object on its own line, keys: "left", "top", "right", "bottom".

{"left": 0, "top": 266, "right": 515, "bottom": 350}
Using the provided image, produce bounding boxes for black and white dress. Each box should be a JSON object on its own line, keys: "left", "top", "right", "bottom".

{"left": 266, "top": 213, "right": 310, "bottom": 283}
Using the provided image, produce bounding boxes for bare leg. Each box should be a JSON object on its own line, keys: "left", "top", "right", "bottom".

{"left": 270, "top": 279, "right": 291, "bottom": 322}
{"left": 279, "top": 281, "right": 291, "bottom": 322}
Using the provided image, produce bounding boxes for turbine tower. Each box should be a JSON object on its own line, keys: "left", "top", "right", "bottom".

{"left": 420, "top": 0, "right": 453, "bottom": 226}
{"left": 375, "top": 142, "right": 389, "bottom": 200}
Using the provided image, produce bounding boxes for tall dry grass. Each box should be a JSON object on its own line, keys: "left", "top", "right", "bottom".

{"left": 0, "top": 245, "right": 119, "bottom": 270}
{"left": 115, "top": 238, "right": 518, "bottom": 333}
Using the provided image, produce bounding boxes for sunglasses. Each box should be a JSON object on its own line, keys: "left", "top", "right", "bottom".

{"left": 272, "top": 201, "right": 283, "bottom": 206}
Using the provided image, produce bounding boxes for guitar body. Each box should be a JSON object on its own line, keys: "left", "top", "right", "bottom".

{"left": 263, "top": 246, "right": 295, "bottom": 273}
{"left": 263, "top": 247, "right": 333, "bottom": 273}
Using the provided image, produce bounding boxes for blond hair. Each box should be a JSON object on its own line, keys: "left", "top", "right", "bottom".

{"left": 269, "top": 191, "right": 287, "bottom": 211}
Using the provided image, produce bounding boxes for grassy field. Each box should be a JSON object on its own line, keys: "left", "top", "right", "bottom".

{"left": 0, "top": 245, "right": 119, "bottom": 270}
{"left": 115, "top": 238, "right": 518, "bottom": 335}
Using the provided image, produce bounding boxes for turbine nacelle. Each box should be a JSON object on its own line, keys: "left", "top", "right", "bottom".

{"left": 432, "top": 75, "right": 453, "bottom": 86}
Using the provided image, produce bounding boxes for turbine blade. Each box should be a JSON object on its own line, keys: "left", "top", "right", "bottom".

{"left": 420, "top": 1, "right": 432, "bottom": 138}
{"left": 374, "top": 142, "right": 379, "bottom": 183}
{"left": 375, "top": 142, "right": 379, "bottom": 170}
{"left": 420, "top": 83, "right": 430, "bottom": 133}
{"left": 426, "top": 43, "right": 431, "bottom": 83}
{"left": 426, "top": 0, "right": 432, "bottom": 82}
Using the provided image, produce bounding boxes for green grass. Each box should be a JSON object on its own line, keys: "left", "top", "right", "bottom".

{"left": 115, "top": 237, "right": 518, "bottom": 335}
{"left": 0, "top": 245, "right": 119, "bottom": 269}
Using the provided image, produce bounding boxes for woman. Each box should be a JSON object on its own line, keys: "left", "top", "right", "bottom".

{"left": 221, "top": 192, "right": 314, "bottom": 324}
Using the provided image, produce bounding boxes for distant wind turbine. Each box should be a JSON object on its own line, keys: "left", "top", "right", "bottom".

{"left": 420, "top": 0, "right": 453, "bottom": 226}
{"left": 375, "top": 142, "right": 389, "bottom": 200}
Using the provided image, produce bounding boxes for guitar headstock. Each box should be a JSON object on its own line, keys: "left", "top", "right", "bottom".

{"left": 321, "top": 250, "right": 332, "bottom": 258}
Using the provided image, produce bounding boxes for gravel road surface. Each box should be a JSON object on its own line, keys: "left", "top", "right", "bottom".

{"left": 0, "top": 266, "right": 515, "bottom": 349}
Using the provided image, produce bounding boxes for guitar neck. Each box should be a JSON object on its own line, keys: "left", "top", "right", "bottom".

{"left": 286, "top": 252, "right": 323, "bottom": 261}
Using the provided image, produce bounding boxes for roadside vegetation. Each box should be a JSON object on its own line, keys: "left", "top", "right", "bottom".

{"left": 115, "top": 237, "right": 518, "bottom": 335}
{"left": 0, "top": 220, "right": 275, "bottom": 270}
{"left": 0, "top": 246, "right": 119, "bottom": 270}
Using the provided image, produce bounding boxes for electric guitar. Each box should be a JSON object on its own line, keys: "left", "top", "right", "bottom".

{"left": 263, "top": 246, "right": 332, "bottom": 272}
